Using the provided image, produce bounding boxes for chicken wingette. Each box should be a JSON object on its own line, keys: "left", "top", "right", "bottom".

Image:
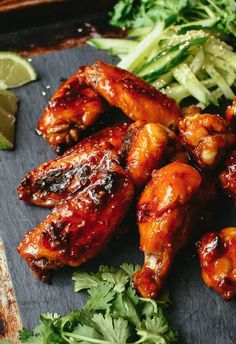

{"left": 133, "top": 162, "right": 203, "bottom": 299}
{"left": 37, "top": 68, "right": 107, "bottom": 154}
{"left": 18, "top": 123, "right": 128, "bottom": 207}
{"left": 84, "top": 61, "right": 180, "bottom": 128}
{"left": 18, "top": 161, "right": 134, "bottom": 281}
{"left": 198, "top": 227, "right": 236, "bottom": 301}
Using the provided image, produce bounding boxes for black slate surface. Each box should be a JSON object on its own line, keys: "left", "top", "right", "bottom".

{"left": 0, "top": 45, "right": 236, "bottom": 344}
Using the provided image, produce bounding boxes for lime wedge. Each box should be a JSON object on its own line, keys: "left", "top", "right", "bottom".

{"left": 0, "top": 90, "right": 18, "bottom": 115}
{"left": 0, "top": 52, "right": 37, "bottom": 89}
{"left": 0, "top": 107, "right": 15, "bottom": 149}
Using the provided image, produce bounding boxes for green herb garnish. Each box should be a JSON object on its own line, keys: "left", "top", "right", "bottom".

{"left": 17, "top": 264, "right": 177, "bottom": 344}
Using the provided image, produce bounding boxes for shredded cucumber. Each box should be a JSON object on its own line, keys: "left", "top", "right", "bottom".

{"left": 118, "top": 21, "right": 164, "bottom": 71}
{"left": 88, "top": 21, "right": 236, "bottom": 107}
{"left": 89, "top": 38, "right": 137, "bottom": 55}
{"left": 190, "top": 48, "right": 205, "bottom": 74}
{"left": 173, "top": 63, "right": 217, "bottom": 105}
{"left": 204, "top": 64, "right": 235, "bottom": 100}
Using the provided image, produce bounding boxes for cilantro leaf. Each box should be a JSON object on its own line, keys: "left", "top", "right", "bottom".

{"left": 19, "top": 263, "right": 177, "bottom": 344}
{"left": 71, "top": 323, "right": 102, "bottom": 343}
{"left": 72, "top": 272, "right": 101, "bottom": 292}
{"left": 92, "top": 313, "right": 130, "bottom": 344}
{"left": 19, "top": 328, "right": 34, "bottom": 341}
{"left": 85, "top": 283, "right": 116, "bottom": 310}
{"left": 136, "top": 310, "right": 178, "bottom": 344}
{"left": 112, "top": 289, "right": 140, "bottom": 326}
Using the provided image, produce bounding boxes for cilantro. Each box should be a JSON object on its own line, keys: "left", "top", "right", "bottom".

{"left": 85, "top": 283, "right": 116, "bottom": 310}
{"left": 93, "top": 313, "right": 130, "bottom": 344}
{"left": 19, "top": 264, "right": 177, "bottom": 344}
{"left": 109, "top": 0, "right": 236, "bottom": 39}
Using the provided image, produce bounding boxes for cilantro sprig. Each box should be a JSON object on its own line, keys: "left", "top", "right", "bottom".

{"left": 14, "top": 264, "right": 177, "bottom": 343}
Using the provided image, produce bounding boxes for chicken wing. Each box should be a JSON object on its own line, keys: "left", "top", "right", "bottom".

{"left": 37, "top": 68, "right": 107, "bottom": 154}
{"left": 178, "top": 112, "right": 236, "bottom": 169}
{"left": 121, "top": 120, "right": 178, "bottom": 188}
{"left": 133, "top": 162, "right": 202, "bottom": 298}
{"left": 18, "top": 163, "right": 134, "bottom": 281}
{"left": 18, "top": 123, "right": 128, "bottom": 208}
{"left": 198, "top": 227, "right": 236, "bottom": 301}
{"left": 226, "top": 97, "right": 236, "bottom": 131}
{"left": 219, "top": 150, "right": 236, "bottom": 204}
{"left": 84, "top": 61, "right": 180, "bottom": 128}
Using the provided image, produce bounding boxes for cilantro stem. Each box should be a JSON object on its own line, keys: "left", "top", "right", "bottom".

{"left": 63, "top": 331, "right": 111, "bottom": 344}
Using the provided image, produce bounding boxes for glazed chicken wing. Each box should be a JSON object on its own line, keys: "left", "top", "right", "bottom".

{"left": 219, "top": 150, "right": 236, "bottom": 204}
{"left": 121, "top": 120, "right": 178, "bottom": 188}
{"left": 226, "top": 97, "right": 236, "bottom": 131}
{"left": 84, "top": 61, "right": 180, "bottom": 128}
{"left": 18, "top": 163, "right": 134, "bottom": 281}
{"left": 178, "top": 112, "right": 236, "bottom": 169}
{"left": 198, "top": 227, "right": 236, "bottom": 301}
{"left": 37, "top": 68, "right": 107, "bottom": 154}
{"left": 133, "top": 162, "right": 202, "bottom": 299}
{"left": 18, "top": 123, "right": 128, "bottom": 207}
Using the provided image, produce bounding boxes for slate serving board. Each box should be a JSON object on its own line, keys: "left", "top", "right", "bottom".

{"left": 1, "top": 45, "right": 236, "bottom": 344}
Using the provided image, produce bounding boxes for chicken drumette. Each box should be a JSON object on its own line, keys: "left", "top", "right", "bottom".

{"left": 18, "top": 158, "right": 134, "bottom": 281}
{"left": 198, "top": 227, "right": 236, "bottom": 301}
{"left": 133, "top": 162, "right": 203, "bottom": 298}
{"left": 121, "top": 120, "right": 181, "bottom": 188}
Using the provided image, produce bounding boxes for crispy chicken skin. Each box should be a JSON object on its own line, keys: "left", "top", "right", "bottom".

{"left": 37, "top": 68, "right": 107, "bottom": 154}
{"left": 219, "top": 150, "right": 236, "bottom": 204}
{"left": 121, "top": 120, "right": 178, "bottom": 188}
{"left": 198, "top": 227, "right": 236, "bottom": 301}
{"left": 18, "top": 123, "right": 128, "bottom": 207}
{"left": 178, "top": 113, "right": 236, "bottom": 169}
{"left": 84, "top": 61, "right": 180, "bottom": 128}
{"left": 133, "top": 162, "right": 202, "bottom": 298}
{"left": 18, "top": 163, "right": 134, "bottom": 281}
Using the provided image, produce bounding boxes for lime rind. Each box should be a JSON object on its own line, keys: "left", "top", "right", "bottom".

{"left": 0, "top": 132, "right": 13, "bottom": 149}
{"left": 0, "top": 51, "right": 37, "bottom": 89}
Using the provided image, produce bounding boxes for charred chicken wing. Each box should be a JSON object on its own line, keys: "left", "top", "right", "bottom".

{"left": 198, "top": 227, "right": 236, "bottom": 301}
{"left": 18, "top": 163, "right": 134, "bottom": 281}
{"left": 121, "top": 120, "right": 178, "bottom": 188}
{"left": 18, "top": 123, "right": 128, "bottom": 207}
{"left": 133, "top": 162, "right": 202, "bottom": 298}
{"left": 178, "top": 113, "right": 236, "bottom": 169}
{"left": 37, "top": 68, "right": 107, "bottom": 154}
{"left": 219, "top": 150, "right": 236, "bottom": 204}
{"left": 84, "top": 61, "right": 180, "bottom": 128}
